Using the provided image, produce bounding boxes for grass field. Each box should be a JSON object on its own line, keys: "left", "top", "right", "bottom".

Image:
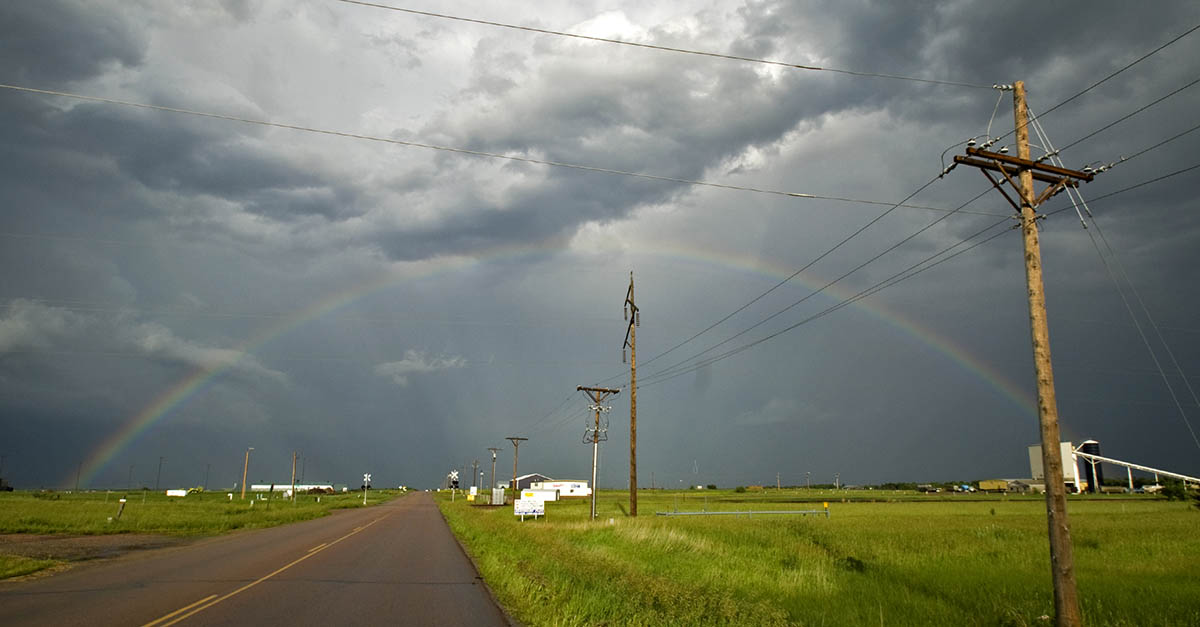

{"left": 439, "top": 489, "right": 1200, "bottom": 626}
{"left": 0, "top": 488, "right": 401, "bottom": 579}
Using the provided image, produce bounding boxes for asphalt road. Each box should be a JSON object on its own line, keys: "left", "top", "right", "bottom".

{"left": 0, "top": 492, "right": 511, "bottom": 626}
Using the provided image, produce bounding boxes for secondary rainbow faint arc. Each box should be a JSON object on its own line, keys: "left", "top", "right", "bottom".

{"left": 77, "top": 243, "right": 1035, "bottom": 487}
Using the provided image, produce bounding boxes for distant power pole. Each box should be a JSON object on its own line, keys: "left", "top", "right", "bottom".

{"left": 506, "top": 437, "right": 527, "bottom": 494}
{"left": 488, "top": 447, "right": 501, "bottom": 490}
{"left": 776, "top": 472, "right": 781, "bottom": 491}
{"left": 154, "top": 456, "right": 165, "bottom": 492}
{"left": 290, "top": 451, "right": 298, "bottom": 503}
{"left": 952, "top": 80, "right": 1091, "bottom": 627}
{"left": 471, "top": 459, "right": 480, "bottom": 489}
{"left": 622, "top": 272, "right": 640, "bottom": 516}
{"left": 74, "top": 461, "right": 82, "bottom": 492}
{"left": 204, "top": 463, "right": 211, "bottom": 491}
{"left": 128, "top": 464, "right": 135, "bottom": 491}
{"left": 578, "top": 386, "right": 620, "bottom": 520}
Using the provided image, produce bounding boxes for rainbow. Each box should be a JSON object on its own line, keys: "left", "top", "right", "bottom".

{"left": 75, "top": 239, "right": 1036, "bottom": 487}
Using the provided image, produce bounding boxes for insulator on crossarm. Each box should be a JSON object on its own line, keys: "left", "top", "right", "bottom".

{"left": 624, "top": 306, "right": 628, "bottom": 321}
{"left": 622, "top": 348, "right": 626, "bottom": 363}
{"left": 636, "top": 311, "right": 641, "bottom": 327}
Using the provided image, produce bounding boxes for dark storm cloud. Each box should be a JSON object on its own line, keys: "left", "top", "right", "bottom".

{"left": 1, "top": 1, "right": 1198, "bottom": 490}
{"left": 0, "top": 1, "right": 146, "bottom": 85}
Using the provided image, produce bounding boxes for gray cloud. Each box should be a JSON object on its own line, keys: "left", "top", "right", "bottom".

{"left": 1, "top": 1, "right": 1197, "bottom": 491}
{"left": 375, "top": 351, "right": 467, "bottom": 387}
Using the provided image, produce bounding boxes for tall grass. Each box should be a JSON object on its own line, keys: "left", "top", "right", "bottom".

{"left": 0, "top": 488, "right": 399, "bottom": 535}
{"left": 440, "top": 490, "right": 1200, "bottom": 626}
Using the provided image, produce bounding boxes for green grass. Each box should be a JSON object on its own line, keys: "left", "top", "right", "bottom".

{"left": 440, "top": 489, "right": 1200, "bottom": 626}
{"left": 0, "top": 488, "right": 403, "bottom": 579}
{"left": 0, "top": 555, "right": 61, "bottom": 579}
{"left": 0, "top": 489, "right": 400, "bottom": 536}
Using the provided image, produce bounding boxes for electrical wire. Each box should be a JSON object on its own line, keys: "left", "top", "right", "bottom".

{"left": 637, "top": 173, "right": 947, "bottom": 372}
{"left": 607, "top": 159, "right": 1199, "bottom": 397}
{"left": 522, "top": 391, "right": 584, "bottom": 433}
{"left": 1056, "top": 76, "right": 1200, "bottom": 154}
{"left": 638, "top": 186, "right": 994, "bottom": 384}
{"left": 1044, "top": 161, "right": 1200, "bottom": 219}
{"left": 1029, "top": 115, "right": 1200, "bottom": 451}
{"left": 335, "top": 0, "right": 993, "bottom": 89}
{"left": 1119, "top": 121, "right": 1200, "bottom": 163}
{"left": 0, "top": 83, "right": 1003, "bottom": 218}
{"left": 637, "top": 217, "right": 1014, "bottom": 388}
{"left": 992, "top": 21, "right": 1200, "bottom": 145}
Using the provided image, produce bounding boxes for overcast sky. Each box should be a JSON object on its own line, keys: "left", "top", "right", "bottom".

{"left": 2, "top": 1, "right": 1199, "bottom": 491}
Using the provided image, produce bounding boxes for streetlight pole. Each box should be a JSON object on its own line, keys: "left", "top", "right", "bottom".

{"left": 488, "top": 447, "right": 500, "bottom": 492}
{"left": 240, "top": 447, "right": 254, "bottom": 500}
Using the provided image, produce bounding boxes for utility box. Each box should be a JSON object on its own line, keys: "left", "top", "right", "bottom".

{"left": 491, "top": 488, "right": 507, "bottom": 506}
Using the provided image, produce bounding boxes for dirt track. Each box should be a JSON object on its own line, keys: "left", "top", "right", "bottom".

{"left": 0, "top": 533, "right": 189, "bottom": 566}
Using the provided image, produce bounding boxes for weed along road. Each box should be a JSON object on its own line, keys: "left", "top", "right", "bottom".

{"left": 0, "top": 492, "right": 509, "bottom": 626}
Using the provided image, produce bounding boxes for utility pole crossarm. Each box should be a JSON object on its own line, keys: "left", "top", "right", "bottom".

{"left": 965, "top": 147, "right": 1094, "bottom": 182}
{"left": 954, "top": 147, "right": 1092, "bottom": 213}
{"left": 577, "top": 385, "right": 621, "bottom": 398}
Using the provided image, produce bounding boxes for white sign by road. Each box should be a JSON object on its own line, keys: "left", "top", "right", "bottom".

{"left": 514, "top": 498, "right": 544, "bottom": 520}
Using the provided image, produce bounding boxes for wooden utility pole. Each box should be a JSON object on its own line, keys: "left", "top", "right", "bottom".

{"left": 953, "top": 80, "right": 1089, "bottom": 627}
{"left": 290, "top": 451, "right": 297, "bottom": 504}
{"left": 578, "top": 386, "right": 620, "bottom": 520}
{"left": 506, "top": 437, "right": 527, "bottom": 495}
{"left": 623, "top": 272, "right": 640, "bottom": 516}
{"left": 240, "top": 447, "right": 254, "bottom": 500}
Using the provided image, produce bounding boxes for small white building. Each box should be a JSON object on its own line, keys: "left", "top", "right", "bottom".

{"left": 531, "top": 480, "right": 590, "bottom": 498}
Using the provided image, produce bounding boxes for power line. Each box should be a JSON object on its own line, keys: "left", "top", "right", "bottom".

{"left": 0, "top": 83, "right": 1003, "bottom": 218}
{"left": 1120, "top": 121, "right": 1200, "bottom": 163}
{"left": 1056, "top": 76, "right": 1200, "bottom": 154}
{"left": 633, "top": 158, "right": 1200, "bottom": 389}
{"left": 992, "top": 21, "right": 1200, "bottom": 145}
{"left": 637, "top": 218, "right": 1014, "bottom": 388}
{"left": 1045, "top": 161, "right": 1200, "bottom": 219}
{"left": 637, "top": 174, "right": 946, "bottom": 372}
{"left": 605, "top": 40, "right": 1200, "bottom": 386}
{"left": 335, "top": 0, "right": 993, "bottom": 89}
{"left": 1035, "top": 110, "right": 1200, "bottom": 452}
{"left": 639, "top": 186, "right": 993, "bottom": 384}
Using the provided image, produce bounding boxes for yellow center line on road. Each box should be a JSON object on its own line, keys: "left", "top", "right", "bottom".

{"left": 142, "top": 515, "right": 389, "bottom": 627}
{"left": 141, "top": 594, "right": 217, "bottom": 627}
{"left": 307, "top": 542, "right": 328, "bottom": 553}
